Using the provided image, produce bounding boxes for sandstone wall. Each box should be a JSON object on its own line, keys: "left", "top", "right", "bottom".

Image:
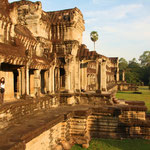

{"left": 26, "top": 122, "right": 62, "bottom": 150}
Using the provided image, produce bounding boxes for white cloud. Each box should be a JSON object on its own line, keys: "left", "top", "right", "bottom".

{"left": 83, "top": 3, "right": 150, "bottom": 60}
{"left": 85, "top": 4, "right": 143, "bottom": 20}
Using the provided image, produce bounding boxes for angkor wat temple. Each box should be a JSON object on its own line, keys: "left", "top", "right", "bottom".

{"left": 0, "top": 0, "right": 150, "bottom": 150}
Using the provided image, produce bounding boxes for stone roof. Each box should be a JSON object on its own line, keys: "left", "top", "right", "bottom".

{"left": 9, "top": 0, "right": 36, "bottom": 7}
{"left": 47, "top": 7, "right": 84, "bottom": 25}
{"left": 77, "top": 44, "right": 101, "bottom": 60}
{"left": 15, "top": 25, "right": 36, "bottom": 40}
{"left": 0, "top": 40, "right": 26, "bottom": 58}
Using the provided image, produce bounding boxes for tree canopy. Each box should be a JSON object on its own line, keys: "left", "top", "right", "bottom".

{"left": 119, "top": 51, "right": 150, "bottom": 85}
{"left": 139, "top": 51, "right": 150, "bottom": 66}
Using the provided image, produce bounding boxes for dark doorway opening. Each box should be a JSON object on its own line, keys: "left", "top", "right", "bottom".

{"left": 41, "top": 70, "right": 46, "bottom": 94}
{"left": 60, "top": 68, "right": 65, "bottom": 88}
{"left": 13, "top": 70, "right": 18, "bottom": 97}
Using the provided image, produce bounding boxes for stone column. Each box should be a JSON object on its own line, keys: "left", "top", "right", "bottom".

{"left": 100, "top": 60, "right": 107, "bottom": 91}
{"left": 30, "top": 70, "right": 35, "bottom": 97}
{"left": 25, "top": 65, "right": 29, "bottom": 95}
{"left": 34, "top": 69, "right": 41, "bottom": 97}
{"left": 49, "top": 67, "right": 55, "bottom": 93}
{"left": 21, "top": 67, "right": 25, "bottom": 95}
{"left": 48, "top": 68, "right": 51, "bottom": 93}
{"left": 116, "top": 68, "right": 119, "bottom": 82}
{"left": 65, "top": 68, "right": 69, "bottom": 91}
{"left": 96, "top": 61, "right": 99, "bottom": 90}
{"left": 17, "top": 68, "right": 22, "bottom": 98}
{"left": 78, "top": 61, "right": 81, "bottom": 92}
{"left": 122, "top": 70, "right": 125, "bottom": 82}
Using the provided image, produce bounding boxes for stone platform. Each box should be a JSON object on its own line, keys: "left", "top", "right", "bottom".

{"left": 0, "top": 95, "right": 150, "bottom": 150}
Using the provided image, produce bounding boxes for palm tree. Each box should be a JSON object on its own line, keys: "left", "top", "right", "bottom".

{"left": 90, "top": 31, "right": 98, "bottom": 51}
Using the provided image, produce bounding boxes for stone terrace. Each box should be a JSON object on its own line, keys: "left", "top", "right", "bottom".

{"left": 0, "top": 96, "right": 150, "bottom": 150}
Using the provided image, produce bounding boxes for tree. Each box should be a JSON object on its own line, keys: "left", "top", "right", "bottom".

{"left": 127, "top": 58, "right": 142, "bottom": 84}
{"left": 139, "top": 51, "right": 150, "bottom": 66}
{"left": 90, "top": 31, "right": 98, "bottom": 51}
{"left": 119, "top": 58, "right": 128, "bottom": 71}
{"left": 139, "top": 51, "right": 150, "bottom": 85}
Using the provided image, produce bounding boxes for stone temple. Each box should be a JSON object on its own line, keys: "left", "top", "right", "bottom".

{"left": 0, "top": 0, "right": 150, "bottom": 150}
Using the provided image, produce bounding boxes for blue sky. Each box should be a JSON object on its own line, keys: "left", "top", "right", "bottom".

{"left": 9, "top": 0, "right": 150, "bottom": 61}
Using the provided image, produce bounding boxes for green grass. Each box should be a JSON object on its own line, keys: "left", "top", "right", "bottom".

{"left": 71, "top": 139, "right": 150, "bottom": 150}
{"left": 71, "top": 86, "right": 150, "bottom": 150}
{"left": 116, "top": 86, "right": 150, "bottom": 112}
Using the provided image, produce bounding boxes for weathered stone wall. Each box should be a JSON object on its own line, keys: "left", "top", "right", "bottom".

{"left": 118, "top": 82, "right": 138, "bottom": 91}
{"left": 0, "top": 96, "right": 59, "bottom": 130}
{"left": 26, "top": 122, "right": 62, "bottom": 150}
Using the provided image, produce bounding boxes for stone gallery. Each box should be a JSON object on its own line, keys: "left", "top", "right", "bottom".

{"left": 0, "top": 0, "right": 150, "bottom": 150}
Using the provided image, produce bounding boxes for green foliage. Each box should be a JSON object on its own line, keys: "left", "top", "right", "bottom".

{"left": 125, "top": 58, "right": 142, "bottom": 84}
{"left": 119, "top": 53, "right": 150, "bottom": 85}
{"left": 90, "top": 31, "right": 98, "bottom": 51}
{"left": 119, "top": 58, "right": 128, "bottom": 71}
{"left": 90, "top": 31, "right": 98, "bottom": 42}
{"left": 139, "top": 51, "right": 150, "bottom": 66}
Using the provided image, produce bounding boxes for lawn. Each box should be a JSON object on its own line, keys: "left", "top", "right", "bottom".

{"left": 71, "top": 139, "right": 150, "bottom": 150}
{"left": 116, "top": 86, "right": 150, "bottom": 112}
{"left": 71, "top": 86, "right": 150, "bottom": 150}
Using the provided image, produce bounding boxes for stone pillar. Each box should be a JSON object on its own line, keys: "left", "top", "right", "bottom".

{"left": 96, "top": 61, "right": 99, "bottom": 90}
{"left": 122, "top": 70, "right": 125, "bottom": 82}
{"left": 100, "top": 60, "right": 107, "bottom": 91}
{"left": 65, "top": 69, "right": 69, "bottom": 91}
{"left": 25, "top": 65, "right": 29, "bottom": 95}
{"left": 34, "top": 69, "right": 41, "bottom": 97}
{"left": 30, "top": 70, "right": 35, "bottom": 97}
{"left": 51, "top": 67, "right": 54, "bottom": 93}
{"left": 21, "top": 67, "right": 25, "bottom": 95}
{"left": 17, "top": 68, "right": 22, "bottom": 98}
{"left": 78, "top": 61, "right": 81, "bottom": 92}
{"left": 49, "top": 67, "right": 55, "bottom": 93}
{"left": 116, "top": 68, "right": 119, "bottom": 82}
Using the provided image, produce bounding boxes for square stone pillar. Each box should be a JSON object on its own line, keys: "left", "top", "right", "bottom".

{"left": 116, "top": 68, "right": 119, "bottom": 82}
{"left": 48, "top": 68, "right": 51, "bottom": 93}
{"left": 30, "top": 70, "right": 35, "bottom": 97}
{"left": 25, "top": 65, "right": 29, "bottom": 95}
{"left": 100, "top": 60, "right": 107, "bottom": 91}
{"left": 21, "top": 67, "right": 25, "bottom": 95}
{"left": 17, "top": 68, "right": 22, "bottom": 98}
{"left": 45, "top": 70, "right": 49, "bottom": 93}
{"left": 34, "top": 69, "right": 41, "bottom": 97}
{"left": 122, "top": 70, "right": 125, "bottom": 82}
{"left": 51, "top": 67, "right": 55, "bottom": 93}
{"left": 96, "top": 61, "right": 99, "bottom": 90}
